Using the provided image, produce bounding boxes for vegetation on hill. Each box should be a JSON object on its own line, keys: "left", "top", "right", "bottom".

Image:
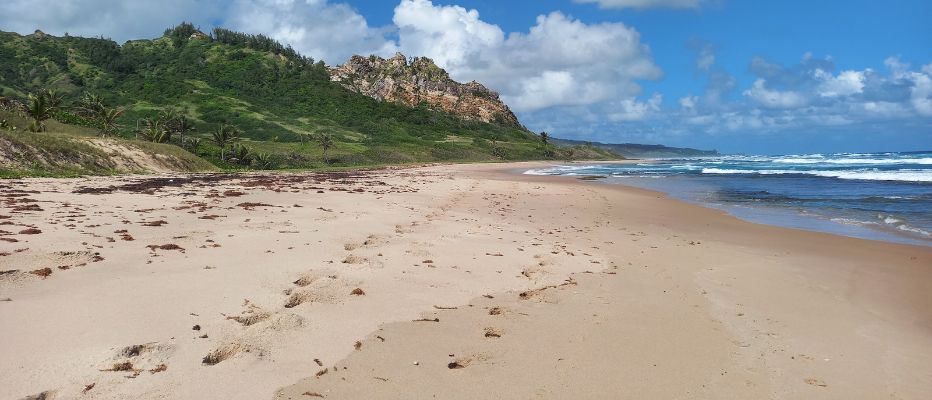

{"left": 0, "top": 24, "right": 617, "bottom": 175}
{"left": 0, "top": 109, "right": 216, "bottom": 178}
{"left": 552, "top": 138, "right": 718, "bottom": 159}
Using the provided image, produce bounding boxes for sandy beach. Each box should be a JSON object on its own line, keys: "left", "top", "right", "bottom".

{"left": 1, "top": 162, "right": 930, "bottom": 400}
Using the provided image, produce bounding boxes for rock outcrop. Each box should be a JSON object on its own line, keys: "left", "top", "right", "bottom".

{"left": 330, "top": 53, "right": 520, "bottom": 126}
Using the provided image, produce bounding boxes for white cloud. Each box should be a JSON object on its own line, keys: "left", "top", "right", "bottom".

{"left": 393, "top": 0, "right": 503, "bottom": 68}
{"left": 0, "top": 0, "right": 224, "bottom": 42}
{"left": 686, "top": 38, "right": 716, "bottom": 72}
{"left": 696, "top": 48, "right": 715, "bottom": 71}
{"left": 573, "top": 0, "right": 703, "bottom": 9}
{"left": 816, "top": 69, "right": 865, "bottom": 97}
{"left": 909, "top": 71, "right": 932, "bottom": 116}
{"left": 226, "top": 0, "right": 396, "bottom": 64}
{"left": 862, "top": 101, "right": 910, "bottom": 117}
{"left": 608, "top": 93, "right": 663, "bottom": 121}
{"left": 743, "top": 79, "right": 808, "bottom": 108}
{"left": 393, "top": 0, "right": 662, "bottom": 113}
{"left": 0, "top": 0, "right": 396, "bottom": 64}
{"left": 679, "top": 95, "right": 698, "bottom": 111}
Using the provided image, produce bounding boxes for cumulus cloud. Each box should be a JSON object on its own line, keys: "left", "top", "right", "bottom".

{"left": 687, "top": 39, "right": 715, "bottom": 72}
{"left": 393, "top": 0, "right": 502, "bottom": 68}
{"left": 0, "top": 0, "right": 224, "bottom": 41}
{"left": 815, "top": 70, "right": 865, "bottom": 97}
{"left": 607, "top": 93, "right": 663, "bottom": 121}
{"left": 701, "top": 71, "right": 737, "bottom": 107}
{"left": 393, "top": 0, "right": 662, "bottom": 113}
{"left": 0, "top": 0, "right": 396, "bottom": 64}
{"left": 679, "top": 95, "right": 698, "bottom": 111}
{"left": 743, "top": 79, "right": 808, "bottom": 108}
{"left": 226, "top": 0, "right": 396, "bottom": 64}
{"left": 651, "top": 53, "right": 932, "bottom": 147}
{"left": 573, "top": 0, "right": 704, "bottom": 9}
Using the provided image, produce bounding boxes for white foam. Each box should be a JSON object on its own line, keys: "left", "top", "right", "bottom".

{"left": 897, "top": 225, "right": 932, "bottom": 236}
{"left": 699, "top": 168, "right": 932, "bottom": 182}
{"left": 773, "top": 157, "right": 932, "bottom": 165}
{"left": 523, "top": 165, "right": 595, "bottom": 175}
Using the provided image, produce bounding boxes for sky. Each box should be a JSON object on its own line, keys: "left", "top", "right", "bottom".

{"left": 1, "top": 0, "right": 930, "bottom": 154}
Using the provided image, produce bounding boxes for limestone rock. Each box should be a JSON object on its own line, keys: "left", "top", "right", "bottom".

{"left": 330, "top": 53, "right": 520, "bottom": 126}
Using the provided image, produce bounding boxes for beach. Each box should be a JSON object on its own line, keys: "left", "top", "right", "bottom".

{"left": 1, "top": 162, "right": 930, "bottom": 399}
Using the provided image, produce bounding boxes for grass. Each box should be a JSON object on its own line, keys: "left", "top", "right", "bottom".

{"left": 0, "top": 110, "right": 215, "bottom": 177}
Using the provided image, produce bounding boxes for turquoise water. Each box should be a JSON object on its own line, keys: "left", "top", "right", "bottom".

{"left": 526, "top": 152, "right": 932, "bottom": 247}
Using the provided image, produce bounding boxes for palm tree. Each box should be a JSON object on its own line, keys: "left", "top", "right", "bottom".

{"left": 98, "top": 106, "right": 124, "bottom": 137}
{"left": 184, "top": 137, "right": 202, "bottom": 154}
{"left": 175, "top": 115, "right": 196, "bottom": 144}
{"left": 540, "top": 131, "right": 549, "bottom": 145}
{"left": 139, "top": 118, "right": 171, "bottom": 143}
{"left": 229, "top": 144, "right": 252, "bottom": 166}
{"left": 211, "top": 124, "right": 239, "bottom": 161}
{"left": 25, "top": 92, "right": 53, "bottom": 132}
{"left": 252, "top": 152, "right": 273, "bottom": 169}
{"left": 142, "top": 126, "right": 170, "bottom": 143}
{"left": 158, "top": 108, "right": 180, "bottom": 134}
{"left": 316, "top": 133, "right": 334, "bottom": 163}
{"left": 40, "top": 89, "right": 63, "bottom": 109}
{"left": 77, "top": 92, "right": 104, "bottom": 116}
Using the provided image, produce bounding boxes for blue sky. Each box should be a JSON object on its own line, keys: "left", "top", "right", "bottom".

{"left": 1, "top": 0, "right": 930, "bottom": 154}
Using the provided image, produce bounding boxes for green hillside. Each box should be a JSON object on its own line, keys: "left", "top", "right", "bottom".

{"left": 0, "top": 109, "right": 216, "bottom": 178}
{"left": 552, "top": 138, "right": 718, "bottom": 158}
{"left": 0, "top": 24, "right": 616, "bottom": 173}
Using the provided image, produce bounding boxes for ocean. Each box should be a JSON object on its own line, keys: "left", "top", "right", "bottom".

{"left": 525, "top": 151, "right": 932, "bottom": 247}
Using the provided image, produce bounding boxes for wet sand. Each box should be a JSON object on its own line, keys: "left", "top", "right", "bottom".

{"left": 1, "top": 162, "right": 930, "bottom": 399}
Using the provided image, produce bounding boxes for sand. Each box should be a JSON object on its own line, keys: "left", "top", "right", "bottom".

{"left": 1, "top": 162, "right": 930, "bottom": 400}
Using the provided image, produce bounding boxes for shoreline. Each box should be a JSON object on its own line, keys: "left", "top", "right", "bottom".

{"left": 518, "top": 161, "right": 932, "bottom": 248}
{"left": 1, "top": 162, "right": 929, "bottom": 399}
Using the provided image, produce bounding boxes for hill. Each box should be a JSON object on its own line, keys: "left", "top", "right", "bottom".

{"left": 552, "top": 138, "right": 718, "bottom": 158}
{"left": 0, "top": 109, "right": 216, "bottom": 177}
{"left": 0, "top": 24, "right": 616, "bottom": 173}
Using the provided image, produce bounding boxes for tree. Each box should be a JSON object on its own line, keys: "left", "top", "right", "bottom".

{"left": 25, "top": 91, "right": 54, "bottom": 132}
{"left": 211, "top": 124, "right": 240, "bottom": 161}
{"left": 40, "top": 89, "right": 63, "bottom": 109}
{"left": 140, "top": 117, "right": 170, "bottom": 143}
{"left": 540, "top": 131, "right": 549, "bottom": 145}
{"left": 77, "top": 92, "right": 104, "bottom": 117}
{"left": 174, "top": 115, "right": 196, "bottom": 144}
{"left": 252, "top": 152, "right": 273, "bottom": 169}
{"left": 183, "top": 137, "right": 202, "bottom": 154}
{"left": 315, "top": 133, "right": 334, "bottom": 163}
{"left": 158, "top": 108, "right": 179, "bottom": 129}
{"left": 97, "top": 106, "right": 124, "bottom": 136}
{"left": 229, "top": 144, "right": 252, "bottom": 166}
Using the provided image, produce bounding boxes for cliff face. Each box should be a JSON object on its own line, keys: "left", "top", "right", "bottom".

{"left": 330, "top": 53, "right": 520, "bottom": 126}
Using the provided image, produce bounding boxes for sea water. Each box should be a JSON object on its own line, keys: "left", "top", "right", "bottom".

{"left": 525, "top": 151, "right": 932, "bottom": 247}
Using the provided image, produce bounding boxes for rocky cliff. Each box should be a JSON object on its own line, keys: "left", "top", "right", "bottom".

{"left": 330, "top": 53, "right": 520, "bottom": 126}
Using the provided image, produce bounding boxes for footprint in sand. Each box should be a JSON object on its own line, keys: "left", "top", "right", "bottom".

{"left": 19, "top": 390, "right": 56, "bottom": 400}
{"left": 447, "top": 353, "right": 491, "bottom": 370}
{"left": 202, "top": 342, "right": 246, "bottom": 366}
{"left": 100, "top": 342, "right": 174, "bottom": 376}
{"left": 284, "top": 271, "right": 358, "bottom": 308}
{"left": 804, "top": 378, "right": 828, "bottom": 387}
